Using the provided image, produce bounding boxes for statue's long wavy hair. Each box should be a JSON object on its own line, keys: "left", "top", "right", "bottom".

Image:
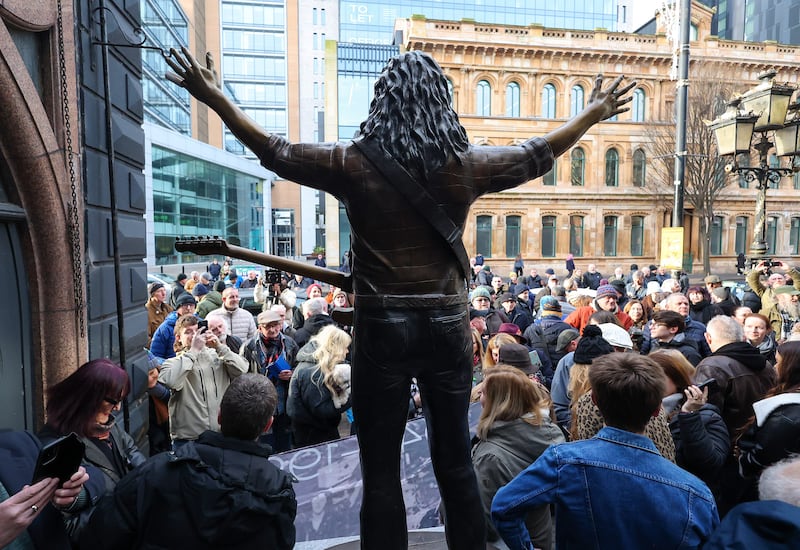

{"left": 357, "top": 51, "right": 469, "bottom": 181}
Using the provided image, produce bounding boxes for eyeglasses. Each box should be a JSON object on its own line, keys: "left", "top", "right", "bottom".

{"left": 104, "top": 396, "right": 121, "bottom": 406}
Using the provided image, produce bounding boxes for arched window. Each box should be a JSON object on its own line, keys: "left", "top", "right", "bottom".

{"left": 735, "top": 216, "right": 749, "bottom": 254}
{"left": 791, "top": 217, "right": 800, "bottom": 255}
{"left": 476, "top": 215, "right": 492, "bottom": 257}
{"left": 542, "top": 216, "right": 556, "bottom": 257}
{"left": 710, "top": 216, "right": 723, "bottom": 255}
{"left": 631, "top": 216, "right": 644, "bottom": 256}
{"left": 541, "top": 83, "right": 556, "bottom": 118}
{"left": 506, "top": 215, "right": 521, "bottom": 257}
{"left": 605, "top": 148, "right": 619, "bottom": 187}
{"left": 571, "top": 148, "right": 585, "bottom": 186}
{"left": 570, "top": 215, "right": 584, "bottom": 257}
{"left": 505, "top": 82, "right": 520, "bottom": 117}
{"left": 767, "top": 216, "right": 778, "bottom": 255}
{"left": 570, "top": 85, "right": 584, "bottom": 117}
{"left": 543, "top": 162, "right": 557, "bottom": 186}
{"left": 633, "top": 149, "right": 646, "bottom": 187}
{"left": 476, "top": 80, "right": 491, "bottom": 116}
{"left": 632, "top": 89, "right": 645, "bottom": 122}
{"left": 604, "top": 216, "right": 618, "bottom": 256}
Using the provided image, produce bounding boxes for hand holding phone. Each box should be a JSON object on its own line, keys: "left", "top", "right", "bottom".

{"left": 31, "top": 433, "right": 85, "bottom": 484}
{"left": 695, "top": 378, "right": 718, "bottom": 392}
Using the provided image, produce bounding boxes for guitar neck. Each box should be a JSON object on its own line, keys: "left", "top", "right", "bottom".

{"left": 176, "top": 238, "right": 352, "bottom": 292}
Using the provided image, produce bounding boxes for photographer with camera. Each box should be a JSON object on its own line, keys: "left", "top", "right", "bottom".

{"left": 747, "top": 259, "right": 800, "bottom": 338}
{"left": 159, "top": 315, "right": 249, "bottom": 449}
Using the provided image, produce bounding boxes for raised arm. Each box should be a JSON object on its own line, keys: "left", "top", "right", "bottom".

{"left": 165, "top": 47, "right": 268, "bottom": 157}
{"left": 544, "top": 74, "right": 635, "bottom": 157}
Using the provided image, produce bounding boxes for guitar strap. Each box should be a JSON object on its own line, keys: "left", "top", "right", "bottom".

{"left": 353, "top": 138, "right": 471, "bottom": 285}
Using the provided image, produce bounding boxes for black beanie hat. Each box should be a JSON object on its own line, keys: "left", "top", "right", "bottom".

{"left": 573, "top": 324, "right": 614, "bottom": 364}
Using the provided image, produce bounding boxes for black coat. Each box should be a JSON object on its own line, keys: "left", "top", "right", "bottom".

{"left": 739, "top": 398, "right": 800, "bottom": 478}
{"left": 669, "top": 404, "right": 730, "bottom": 487}
{"left": 293, "top": 314, "right": 336, "bottom": 349}
{"left": 81, "top": 430, "right": 297, "bottom": 550}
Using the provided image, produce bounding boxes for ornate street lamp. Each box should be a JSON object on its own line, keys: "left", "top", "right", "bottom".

{"left": 709, "top": 71, "right": 798, "bottom": 266}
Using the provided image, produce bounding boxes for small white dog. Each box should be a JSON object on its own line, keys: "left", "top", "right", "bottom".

{"left": 330, "top": 363, "right": 351, "bottom": 409}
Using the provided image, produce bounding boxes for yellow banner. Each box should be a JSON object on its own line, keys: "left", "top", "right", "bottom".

{"left": 660, "top": 227, "right": 685, "bottom": 270}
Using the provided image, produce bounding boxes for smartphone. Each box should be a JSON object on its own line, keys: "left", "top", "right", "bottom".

{"left": 695, "top": 378, "right": 718, "bottom": 393}
{"left": 31, "top": 433, "right": 85, "bottom": 484}
{"left": 197, "top": 319, "right": 208, "bottom": 331}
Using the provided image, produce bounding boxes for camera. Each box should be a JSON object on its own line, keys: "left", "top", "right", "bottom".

{"left": 197, "top": 319, "right": 208, "bottom": 330}
{"left": 264, "top": 269, "right": 282, "bottom": 285}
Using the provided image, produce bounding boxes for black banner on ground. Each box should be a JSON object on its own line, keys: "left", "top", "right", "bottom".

{"left": 269, "top": 403, "right": 482, "bottom": 543}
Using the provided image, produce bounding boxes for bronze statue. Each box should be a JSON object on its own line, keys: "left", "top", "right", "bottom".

{"left": 166, "top": 48, "right": 633, "bottom": 549}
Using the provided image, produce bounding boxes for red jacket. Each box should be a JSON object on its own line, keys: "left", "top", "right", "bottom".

{"left": 565, "top": 304, "right": 633, "bottom": 334}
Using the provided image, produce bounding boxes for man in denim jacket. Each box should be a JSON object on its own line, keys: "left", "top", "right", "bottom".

{"left": 492, "top": 353, "right": 719, "bottom": 549}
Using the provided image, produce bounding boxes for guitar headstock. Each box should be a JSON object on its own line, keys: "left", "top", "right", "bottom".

{"left": 174, "top": 236, "right": 230, "bottom": 255}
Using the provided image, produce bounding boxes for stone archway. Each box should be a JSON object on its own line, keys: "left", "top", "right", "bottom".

{"left": 0, "top": 1, "right": 84, "bottom": 423}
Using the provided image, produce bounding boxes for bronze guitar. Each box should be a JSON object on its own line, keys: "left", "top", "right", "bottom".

{"left": 174, "top": 236, "right": 353, "bottom": 293}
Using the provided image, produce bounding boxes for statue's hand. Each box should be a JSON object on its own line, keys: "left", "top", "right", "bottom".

{"left": 165, "top": 47, "right": 222, "bottom": 105}
{"left": 587, "top": 74, "right": 636, "bottom": 122}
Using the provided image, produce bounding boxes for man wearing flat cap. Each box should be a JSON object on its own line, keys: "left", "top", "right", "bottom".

{"left": 146, "top": 282, "right": 173, "bottom": 347}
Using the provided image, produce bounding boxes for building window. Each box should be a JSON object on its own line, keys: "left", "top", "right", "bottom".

{"left": 570, "top": 215, "right": 584, "bottom": 257}
{"left": 605, "top": 148, "right": 619, "bottom": 187}
{"left": 570, "top": 85, "right": 584, "bottom": 117}
{"left": 791, "top": 217, "right": 800, "bottom": 255}
{"left": 632, "top": 88, "right": 645, "bottom": 122}
{"left": 506, "top": 215, "right": 521, "bottom": 257}
{"left": 542, "top": 83, "right": 556, "bottom": 118}
{"left": 571, "top": 148, "right": 585, "bottom": 186}
{"left": 735, "top": 216, "right": 749, "bottom": 254}
{"left": 543, "top": 163, "right": 557, "bottom": 186}
{"left": 542, "top": 216, "right": 556, "bottom": 257}
{"left": 768, "top": 155, "right": 780, "bottom": 189}
{"left": 476, "top": 215, "right": 492, "bottom": 257}
{"left": 710, "top": 216, "right": 723, "bottom": 255}
{"left": 446, "top": 78, "right": 454, "bottom": 105}
{"left": 476, "top": 80, "right": 491, "bottom": 116}
{"left": 505, "top": 82, "right": 520, "bottom": 117}
{"left": 603, "top": 216, "right": 618, "bottom": 256}
{"left": 766, "top": 216, "right": 778, "bottom": 255}
{"left": 631, "top": 215, "right": 644, "bottom": 256}
{"left": 633, "top": 149, "right": 646, "bottom": 187}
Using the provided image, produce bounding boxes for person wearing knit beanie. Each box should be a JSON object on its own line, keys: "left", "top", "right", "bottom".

{"left": 573, "top": 325, "right": 614, "bottom": 364}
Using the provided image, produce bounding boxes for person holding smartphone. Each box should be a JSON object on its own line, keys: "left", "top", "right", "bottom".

{"left": 159, "top": 314, "right": 249, "bottom": 450}
{"left": 0, "top": 431, "right": 94, "bottom": 549}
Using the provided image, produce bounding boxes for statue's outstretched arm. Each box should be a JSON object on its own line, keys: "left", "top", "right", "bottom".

{"left": 165, "top": 47, "right": 269, "bottom": 157}
{"left": 544, "top": 74, "right": 635, "bottom": 157}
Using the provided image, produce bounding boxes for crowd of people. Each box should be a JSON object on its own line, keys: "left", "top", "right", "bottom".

{"left": 4, "top": 254, "right": 800, "bottom": 548}
{"left": 467, "top": 256, "right": 800, "bottom": 547}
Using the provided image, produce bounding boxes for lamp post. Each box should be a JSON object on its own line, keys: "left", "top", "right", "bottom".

{"left": 709, "top": 71, "right": 798, "bottom": 268}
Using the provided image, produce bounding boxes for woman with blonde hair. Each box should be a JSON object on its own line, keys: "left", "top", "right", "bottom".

{"left": 482, "top": 332, "right": 518, "bottom": 369}
{"left": 471, "top": 332, "right": 518, "bottom": 402}
{"left": 471, "top": 366, "right": 564, "bottom": 549}
{"left": 288, "top": 324, "right": 353, "bottom": 447}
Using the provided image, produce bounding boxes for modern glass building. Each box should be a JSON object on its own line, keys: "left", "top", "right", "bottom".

{"left": 221, "top": 0, "right": 288, "bottom": 158}
{"left": 339, "top": 0, "right": 619, "bottom": 44}
{"left": 144, "top": 122, "right": 274, "bottom": 265}
{"left": 141, "top": 0, "right": 191, "bottom": 135}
